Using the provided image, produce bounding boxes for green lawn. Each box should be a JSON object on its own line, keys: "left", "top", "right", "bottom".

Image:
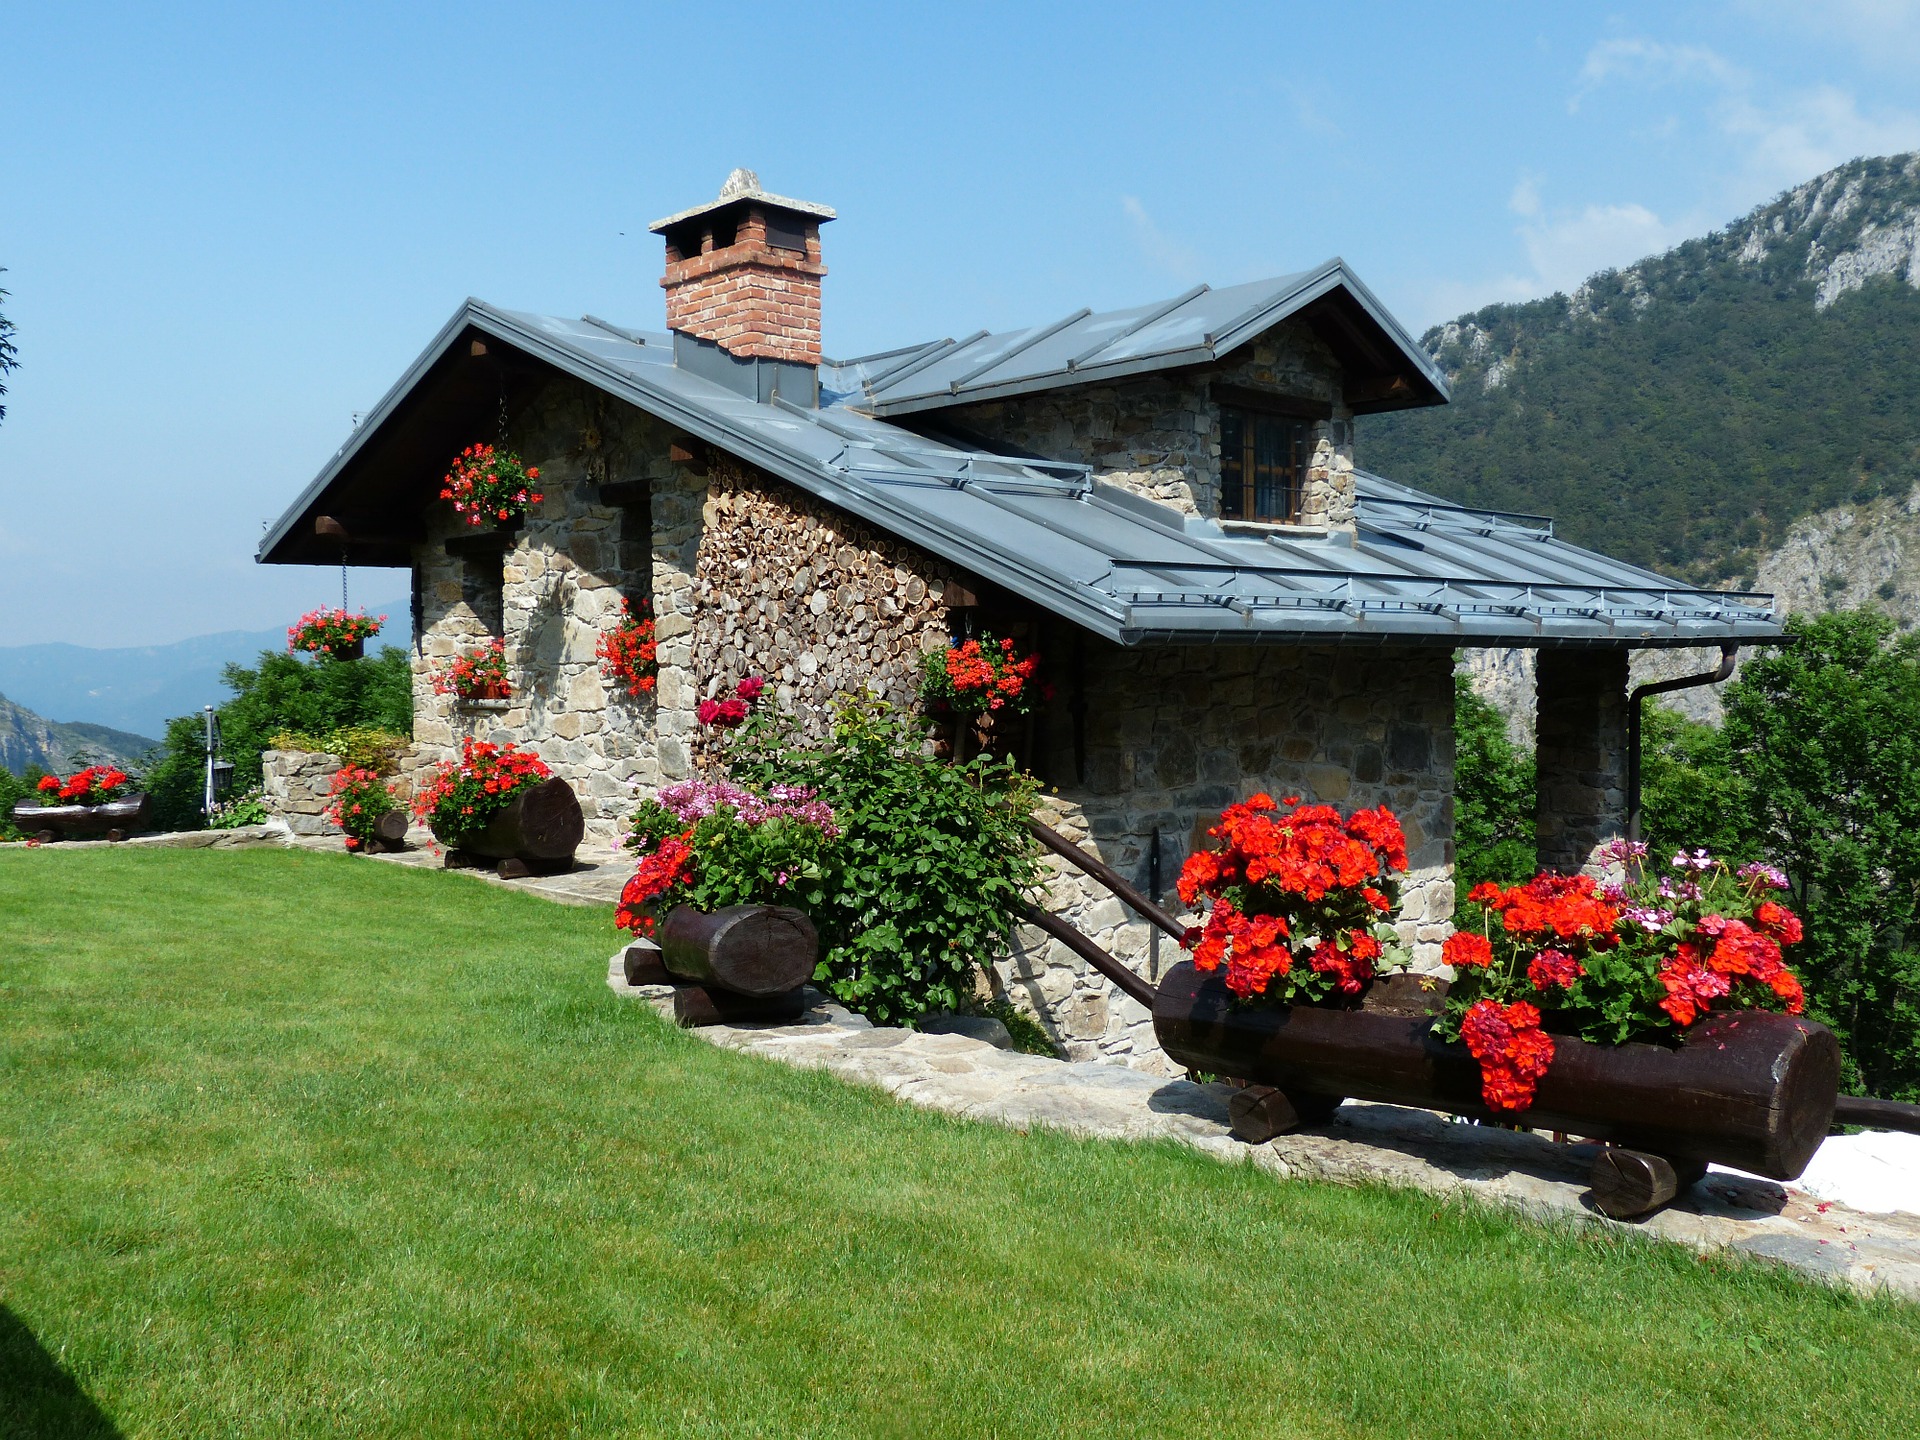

{"left": 2, "top": 849, "right": 1916, "bottom": 1439}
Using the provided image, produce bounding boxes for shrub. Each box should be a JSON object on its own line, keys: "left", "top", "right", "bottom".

{"left": 207, "top": 789, "right": 270, "bottom": 830}
{"left": 143, "top": 647, "right": 412, "bottom": 832}
{"left": 728, "top": 696, "right": 1044, "bottom": 1026}
{"left": 0, "top": 767, "right": 31, "bottom": 841}
{"left": 268, "top": 725, "right": 410, "bottom": 774}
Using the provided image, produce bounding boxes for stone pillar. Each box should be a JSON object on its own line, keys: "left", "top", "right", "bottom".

{"left": 1534, "top": 648, "right": 1629, "bottom": 875}
{"left": 1298, "top": 413, "right": 1357, "bottom": 535}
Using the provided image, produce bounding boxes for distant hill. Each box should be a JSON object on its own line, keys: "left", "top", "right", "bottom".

{"left": 1367, "top": 153, "right": 1920, "bottom": 586}
{"left": 0, "top": 692, "right": 157, "bottom": 774}
{"left": 0, "top": 602, "right": 409, "bottom": 741}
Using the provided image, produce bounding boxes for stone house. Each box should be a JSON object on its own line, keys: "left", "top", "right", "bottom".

{"left": 259, "top": 170, "right": 1782, "bottom": 1067}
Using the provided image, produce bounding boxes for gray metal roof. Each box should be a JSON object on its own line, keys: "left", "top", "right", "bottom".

{"left": 824, "top": 262, "right": 1452, "bottom": 417}
{"left": 260, "top": 299, "right": 1779, "bottom": 650}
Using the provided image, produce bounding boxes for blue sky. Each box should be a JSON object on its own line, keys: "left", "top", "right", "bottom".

{"left": 3, "top": 0, "right": 1918, "bottom": 646}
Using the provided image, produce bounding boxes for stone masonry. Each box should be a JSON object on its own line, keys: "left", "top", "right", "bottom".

{"left": 1535, "top": 648, "right": 1630, "bottom": 875}
{"left": 951, "top": 320, "right": 1356, "bottom": 532}
{"left": 260, "top": 748, "right": 344, "bottom": 836}
{"left": 1001, "top": 639, "right": 1456, "bottom": 1072}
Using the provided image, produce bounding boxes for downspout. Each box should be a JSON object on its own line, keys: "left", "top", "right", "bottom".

{"left": 1625, "top": 643, "right": 1739, "bottom": 844}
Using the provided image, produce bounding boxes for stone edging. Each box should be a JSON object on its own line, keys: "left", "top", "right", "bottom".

{"left": 608, "top": 951, "right": 1920, "bottom": 1301}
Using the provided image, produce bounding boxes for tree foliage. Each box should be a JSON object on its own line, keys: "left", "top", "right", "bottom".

{"left": 1721, "top": 612, "right": 1920, "bottom": 1099}
{"left": 1637, "top": 704, "right": 1754, "bottom": 867}
{"left": 1366, "top": 156, "right": 1920, "bottom": 585}
{"left": 142, "top": 648, "right": 413, "bottom": 832}
{"left": 1450, "top": 672, "right": 1535, "bottom": 890}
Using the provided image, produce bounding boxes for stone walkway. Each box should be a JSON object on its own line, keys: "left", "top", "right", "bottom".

{"left": 608, "top": 951, "right": 1920, "bottom": 1301}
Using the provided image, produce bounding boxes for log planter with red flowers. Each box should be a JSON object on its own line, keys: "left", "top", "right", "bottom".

{"left": 13, "top": 767, "right": 149, "bottom": 842}
{"left": 11, "top": 792, "right": 150, "bottom": 843}
{"left": 413, "top": 740, "right": 583, "bottom": 878}
{"left": 1152, "top": 962, "right": 1841, "bottom": 1216}
{"left": 1166, "top": 801, "right": 1833, "bottom": 1219}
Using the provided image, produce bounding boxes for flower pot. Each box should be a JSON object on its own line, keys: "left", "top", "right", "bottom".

{"left": 328, "top": 638, "right": 365, "bottom": 661}
{"left": 431, "top": 775, "right": 583, "bottom": 865}
{"left": 1152, "top": 960, "right": 1840, "bottom": 1183}
{"left": 13, "top": 792, "right": 151, "bottom": 842}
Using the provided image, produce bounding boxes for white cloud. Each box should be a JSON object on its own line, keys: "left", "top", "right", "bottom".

{"left": 1572, "top": 37, "right": 1746, "bottom": 109}
{"left": 1508, "top": 174, "right": 1542, "bottom": 218}
{"left": 1722, "top": 84, "right": 1920, "bottom": 190}
{"left": 1516, "top": 201, "right": 1693, "bottom": 295}
{"left": 1121, "top": 196, "right": 1205, "bottom": 282}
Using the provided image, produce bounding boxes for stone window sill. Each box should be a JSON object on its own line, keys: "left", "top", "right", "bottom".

{"left": 452, "top": 698, "right": 514, "bottom": 712}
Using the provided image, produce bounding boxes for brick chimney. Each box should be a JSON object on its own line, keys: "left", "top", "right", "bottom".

{"left": 650, "top": 169, "right": 833, "bottom": 378}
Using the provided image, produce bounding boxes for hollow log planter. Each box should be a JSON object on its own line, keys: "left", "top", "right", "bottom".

{"left": 639, "top": 904, "right": 821, "bottom": 1027}
{"left": 434, "top": 776, "right": 583, "bottom": 876}
{"left": 12, "top": 793, "right": 150, "bottom": 843}
{"left": 353, "top": 810, "right": 410, "bottom": 854}
{"left": 1153, "top": 960, "right": 1841, "bottom": 1220}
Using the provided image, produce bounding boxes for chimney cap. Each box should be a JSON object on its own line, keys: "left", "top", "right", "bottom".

{"left": 648, "top": 168, "right": 837, "bottom": 233}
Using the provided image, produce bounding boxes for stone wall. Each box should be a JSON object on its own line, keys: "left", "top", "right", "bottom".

{"left": 949, "top": 319, "right": 1355, "bottom": 530}
{"left": 997, "top": 639, "right": 1456, "bottom": 1072}
{"left": 261, "top": 749, "right": 343, "bottom": 836}
{"left": 1535, "top": 648, "right": 1629, "bottom": 875}
{"left": 407, "top": 377, "right": 675, "bottom": 845}
{"left": 685, "top": 459, "right": 957, "bottom": 762}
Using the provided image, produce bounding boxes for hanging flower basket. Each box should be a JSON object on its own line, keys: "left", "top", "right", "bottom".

{"left": 288, "top": 608, "right": 383, "bottom": 660}
{"left": 434, "top": 638, "right": 512, "bottom": 701}
{"left": 597, "top": 597, "right": 658, "bottom": 698}
{"left": 441, "top": 444, "right": 543, "bottom": 529}
{"left": 13, "top": 767, "right": 149, "bottom": 841}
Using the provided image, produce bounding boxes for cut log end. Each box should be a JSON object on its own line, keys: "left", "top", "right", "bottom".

{"left": 1590, "top": 1148, "right": 1682, "bottom": 1220}
{"left": 1227, "top": 1086, "right": 1343, "bottom": 1144}
{"left": 661, "top": 905, "right": 820, "bottom": 997}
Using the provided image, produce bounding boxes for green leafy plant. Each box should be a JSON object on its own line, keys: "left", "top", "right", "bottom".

{"left": 1722, "top": 610, "right": 1920, "bottom": 1100}
{"left": 728, "top": 696, "right": 1045, "bottom": 1026}
{"left": 207, "top": 789, "right": 270, "bottom": 830}
{"left": 326, "top": 767, "right": 399, "bottom": 849}
{"left": 1450, "top": 671, "right": 1536, "bottom": 889}
{"left": 143, "top": 647, "right": 412, "bottom": 832}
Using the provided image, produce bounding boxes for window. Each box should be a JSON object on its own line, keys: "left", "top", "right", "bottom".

{"left": 1219, "top": 405, "right": 1310, "bottom": 523}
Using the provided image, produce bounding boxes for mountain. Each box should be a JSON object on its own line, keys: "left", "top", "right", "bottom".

{"left": 1367, "top": 153, "right": 1920, "bottom": 587}
{"left": 0, "top": 692, "right": 157, "bottom": 774}
{"left": 0, "top": 601, "right": 409, "bottom": 742}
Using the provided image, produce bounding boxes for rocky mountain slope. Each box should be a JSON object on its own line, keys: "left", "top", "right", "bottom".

{"left": 1369, "top": 152, "right": 1920, "bottom": 588}
{"left": 0, "top": 692, "right": 156, "bottom": 775}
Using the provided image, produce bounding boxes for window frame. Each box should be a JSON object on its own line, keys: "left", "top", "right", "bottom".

{"left": 1213, "top": 385, "right": 1330, "bottom": 525}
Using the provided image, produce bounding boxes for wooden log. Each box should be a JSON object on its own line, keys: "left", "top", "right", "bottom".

{"left": 1229, "top": 1086, "right": 1298, "bottom": 1143}
{"left": 435, "top": 777, "right": 583, "bottom": 864}
{"left": 1153, "top": 960, "right": 1841, "bottom": 1181}
{"left": 373, "top": 809, "right": 408, "bottom": 845}
{"left": 11, "top": 793, "right": 150, "bottom": 842}
{"left": 622, "top": 941, "right": 672, "bottom": 987}
{"left": 672, "top": 984, "right": 806, "bottom": 1028}
{"left": 1590, "top": 1148, "right": 1681, "bottom": 1219}
{"left": 659, "top": 905, "right": 819, "bottom": 997}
